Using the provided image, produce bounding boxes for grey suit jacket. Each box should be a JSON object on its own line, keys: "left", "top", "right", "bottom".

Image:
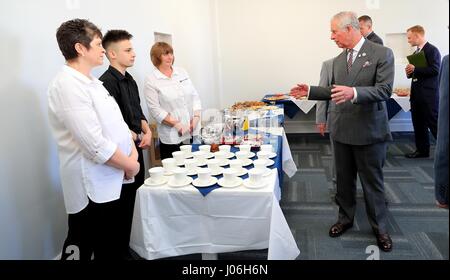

{"left": 315, "top": 59, "right": 334, "bottom": 124}
{"left": 367, "top": 32, "right": 384, "bottom": 46}
{"left": 309, "top": 40, "right": 395, "bottom": 145}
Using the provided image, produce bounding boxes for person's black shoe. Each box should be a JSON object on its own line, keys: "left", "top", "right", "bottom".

{"left": 376, "top": 233, "right": 393, "bottom": 252}
{"left": 405, "top": 151, "right": 429, "bottom": 158}
{"left": 329, "top": 222, "right": 353, "bottom": 237}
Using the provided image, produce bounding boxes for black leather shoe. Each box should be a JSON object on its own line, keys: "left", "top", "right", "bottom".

{"left": 405, "top": 151, "right": 429, "bottom": 158}
{"left": 329, "top": 222, "right": 353, "bottom": 238}
{"left": 376, "top": 233, "right": 393, "bottom": 252}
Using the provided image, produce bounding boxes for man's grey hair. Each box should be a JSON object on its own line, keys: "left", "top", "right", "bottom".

{"left": 332, "top": 11, "right": 360, "bottom": 30}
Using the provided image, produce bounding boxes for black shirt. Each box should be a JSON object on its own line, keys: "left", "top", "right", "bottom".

{"left": 99, "top": 66, "right": 147, "bottom": 134}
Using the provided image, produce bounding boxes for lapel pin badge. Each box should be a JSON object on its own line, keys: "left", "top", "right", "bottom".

{"left": 362, "top": 53, "right": 367, "bottom": 57}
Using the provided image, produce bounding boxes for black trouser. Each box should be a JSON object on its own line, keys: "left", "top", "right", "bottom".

{"left": 411, "top": 94, "right": 438, "bottom": 154}
{"left": 61, "top": 199, "right": 120, "bottom": 260}
{"left": 117, "top": 146, "right": 145, "bottom": 257}
{"left": 159, "top": 141, "right": 182, "bottom": 160}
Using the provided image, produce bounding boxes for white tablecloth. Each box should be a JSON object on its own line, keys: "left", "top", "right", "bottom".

{"left": 130, "top": 169, "right": 300, "bottom": 260}
{"left": 391, "top": 95, "right": 411, "bottom": 112}
{"left": 289, "top": 97, "right": 317, "bottom": 114}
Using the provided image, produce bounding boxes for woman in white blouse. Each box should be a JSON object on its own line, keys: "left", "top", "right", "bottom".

{"left": 144, "top": 42, "right": 202, "bottom": 159}
{"left": 48, "top": 19, "right": 139, "bottom": 260}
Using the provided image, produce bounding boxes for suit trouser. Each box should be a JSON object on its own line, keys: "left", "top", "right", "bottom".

{"left": 410, "top": 94, "right": 438, "bottom": 154}
{"left": 118, "top": 146, "right": 145, "bottom": 256}
{"left": 61, "top": 199, "right": 121, "bottom": 260}
{"left": 334, "top": 140, "right": 389, "bottom": 234}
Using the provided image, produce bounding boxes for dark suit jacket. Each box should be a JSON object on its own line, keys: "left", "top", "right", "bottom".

{"left": 308, "top": 40, "right": 395, "bottom": 145}
{"left": 367, "top": 32, "right": 384, "bottom": 46}
{"left": 409, "top": 42, "right": 441, "bottom": 102}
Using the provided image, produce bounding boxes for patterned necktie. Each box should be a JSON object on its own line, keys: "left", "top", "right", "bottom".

{"left": 347, "top": 49, "right": 354, "bottom": 73}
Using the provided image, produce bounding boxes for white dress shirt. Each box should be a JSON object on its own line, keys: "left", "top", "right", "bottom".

{"left": 144, "top": 67, "right": 202, "bottom": 144}
{"left": 48, "top": 65, "right": 132, "bottom": 214}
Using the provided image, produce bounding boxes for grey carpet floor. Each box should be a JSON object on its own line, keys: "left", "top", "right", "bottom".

{"left": 132, "top": 132, "right": 448, "bottom": 260}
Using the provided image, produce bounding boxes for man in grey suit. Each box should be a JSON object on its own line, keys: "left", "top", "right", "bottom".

{"left": 358, "top": 15, "right": 383, "bottom": 45}
{"left": 315, "top": 59, "right": 336, "bottom": 188}
{"left": 291, "top": 11, "right": 395, "bottom": 252}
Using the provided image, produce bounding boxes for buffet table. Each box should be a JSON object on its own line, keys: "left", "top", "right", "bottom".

{"left": 130, "top": 125, "right": 299, "bottom": 260}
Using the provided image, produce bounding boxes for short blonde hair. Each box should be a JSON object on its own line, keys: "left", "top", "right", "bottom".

{"left": 407, "top": 25, "right": 425, "bottom": 36}
{"left": 150, "top": 42, "right": 174, "bottom": 67}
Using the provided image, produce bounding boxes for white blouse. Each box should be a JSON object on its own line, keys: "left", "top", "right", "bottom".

{"left": 144, "top": 67, "right": 202, "bottom": 144}
{"left": 48, "top": 65, "right": 132, "bottom": 214}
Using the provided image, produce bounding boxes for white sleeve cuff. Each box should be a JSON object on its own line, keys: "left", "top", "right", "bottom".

{"left": 351, "top": 88, "right": 358, "bottom": 103}
{"left": 92, "top": 141, "right": 117, "bottom": 164}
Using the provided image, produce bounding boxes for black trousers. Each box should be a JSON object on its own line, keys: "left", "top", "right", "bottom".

{"left": 61, "top": 199, "right": 121, "bottom": 260}
{"left": 117, "top": 146, "right": 145, "bottom": 257}
{"left": 411, "top": 95, "right": 438, "bottom": 153}
{"left": 159, "top": 141, "right": 182, "bottom": 160}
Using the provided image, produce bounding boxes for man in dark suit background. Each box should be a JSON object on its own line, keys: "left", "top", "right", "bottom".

{"left": 290, "top": 11, "right": 395, "bottom": 252}
{"left": 359, "top": 15, "right": 383, "bottom": 45}
{"left": 405, "top": 25, "right": 441, "bottom": 158}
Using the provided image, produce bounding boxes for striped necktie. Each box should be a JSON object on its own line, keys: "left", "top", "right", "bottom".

{"left": 347, "top": 49, "right": 354, "bottom": 73}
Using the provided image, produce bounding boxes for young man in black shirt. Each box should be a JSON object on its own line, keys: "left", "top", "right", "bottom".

{"left": 100, "top": 30, "right": 152, "bottom": 259}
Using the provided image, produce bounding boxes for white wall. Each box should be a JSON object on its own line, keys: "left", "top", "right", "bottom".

{"left": 215, "top": 0, "right": 450, "bottom": 107}
{"left": 0, "top": 0, "right": 218, "bottom": 259}
{"left": 0, "top": 0, "right": 448, "bottom": 259}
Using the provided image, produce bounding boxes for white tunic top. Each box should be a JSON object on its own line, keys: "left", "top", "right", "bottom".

{"left": 144, "top": 67, "right": 202, "bottom": 144}
{"left": 48, "top": 65, "right": 132, "bottom": 214}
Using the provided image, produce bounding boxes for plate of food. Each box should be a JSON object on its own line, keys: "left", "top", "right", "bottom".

{"left": 263, "top": 94, "right": 289, "bottom": 101}
{"left": 394, "top": 88, "right": 410, "bottom": 97}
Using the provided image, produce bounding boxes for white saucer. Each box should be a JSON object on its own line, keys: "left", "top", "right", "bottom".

{"left": 239, "top": 158, "right": 253, "bottom": 167}
{"left": 192, "top": 177, "right": 218, "bottom": 188}
{"left": 211, "top": 167, "right": 224, "bottom": 176}
{"left": 264, "top": 159, "right": 275, "bottom": 167}
{"left": 243, "top": 179, "right": 268, "bottom": 189}
{"left": 184, "top": 153, "right": 193, "bottom": 159}
{"left": 244, "top": 152, "right": 256, "bottom": 159}
{"left": 266, "top": 152, "right": 277, "bottom": 159}
{"left": 218, "top": 159, "right": 230, "bottom": 167}
{"left": 223, "top": 152, "right": 235, "bottom": 159}
{"left": 175, "top": 160, "right": 186, "bottom": 166}
{"left": 164, "top": 170, "right": 175, "bottom": 176}
{"left": 167, "top": 177, "right": 193, "bottom": 188}
{"left": 196, "top": 159, "right": 208, "bottom": 167}
{"left": 204, "top": 152, "right": 215, "bottom": 159}
{"left": 230, "top": 168, "right": 248, "bottom": 177}
{"left": 218, "top": 177, "right": 243, "bottom": 188}
{"left": 144, "top": 177, "right": 168, "bottom": 186}
{"left": 187, "top": 168, "right": 199, "bottom": 176}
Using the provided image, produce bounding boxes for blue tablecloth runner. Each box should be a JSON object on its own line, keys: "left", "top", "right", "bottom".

{"left": 189, "top": 135, "right": 283, "bottom": 197}
{"left": 264, "top": 94, "right": 403, "bottom": 120}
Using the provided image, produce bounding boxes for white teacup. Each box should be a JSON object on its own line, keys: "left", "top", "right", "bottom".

{"left": 260, "top": 144, "right": 273, "bottom": 153}
{"left": 214, "top": 151, "right": 227, "bottom": 161}
{"left": 162, "top": 158, "right": 177, "bottom": 172}
{"left": 172, "top": 151, "right": 185, "bottom": 164}
{"left": 222, "top": 169, "right": 238, "bottom": 184}
{"left": 257, "top": 151, "right": 271, "bottom": 161}
{"left": 173, "top": 168, "right": 188, "bottom": 183}
{"left": 229, "top": 159, "right": 243, "bottom": 172}
{"left": 239, "top": 144, "right": 251, "bottom": 154}
{"left": 235, "top": 151, "right": 250, "bottom": 160}
{"left": 197, "top": 168, "right": 212, "bottom": 184}
{"left": 180, "top": 145, "right": 192, "bottom": 157}
{"left": 219, "top": 145, "right": 231, "bottom": 153}
{"left": 148, "top": 167, "right": 165, "bottom": 183}
{"left": 207, "top": 158, "right": 221, "bottom": 171}
{"left": 199, "top": 145, "right": 211, "bottom": 153}
{"left": 253, "top": 159, "right": 268, "bottom": 170}
{"left": 248, "top": 169, "right": 264, "bottom": 185}
{"left": 184, "top": 158, "right": 198, "bottom": 171}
